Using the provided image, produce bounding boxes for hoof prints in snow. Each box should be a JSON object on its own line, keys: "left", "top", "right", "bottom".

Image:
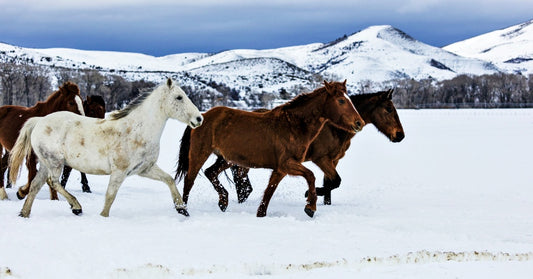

{"left": 179, "top": 250, "right": 533, "bottom": 276}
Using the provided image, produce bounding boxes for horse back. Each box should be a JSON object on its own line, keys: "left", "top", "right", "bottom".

{"left": 197, "top": 107, "right": 289, "bottom": 169}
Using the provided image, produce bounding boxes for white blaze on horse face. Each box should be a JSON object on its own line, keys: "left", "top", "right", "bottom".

{"left": 167, "top": 85, "right": 203, "bottom": 128}
{"left": 74, "top": 95, "right": 85, "bottom": 116}
{"left": 344, "top": 93, "right": 356, "bottom": 111}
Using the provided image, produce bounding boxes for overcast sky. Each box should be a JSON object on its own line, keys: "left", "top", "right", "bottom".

{"left": 0, "top": 0, "right": 532, "bottom": 56}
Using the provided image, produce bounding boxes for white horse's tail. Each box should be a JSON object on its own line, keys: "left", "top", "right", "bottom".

{"left": 9, "top": 117, "right": 40, "bottom": 185}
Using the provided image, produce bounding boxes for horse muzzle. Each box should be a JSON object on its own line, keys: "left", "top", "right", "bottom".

{"left": 351, "top": 120, "right": 364, "bottom": 133}
{"left": 391, "top": 131, "right": 405, "bottom": 142}
{"left": 190, "top": 116, "right": 203, "bottom": 128}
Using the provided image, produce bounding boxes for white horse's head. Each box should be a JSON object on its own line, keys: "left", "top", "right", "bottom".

{"left": 162, "top": 78, "right": 203, "bottom": 128}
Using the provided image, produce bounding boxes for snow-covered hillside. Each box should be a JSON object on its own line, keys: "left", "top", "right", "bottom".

{"left": 2, "top": 22, "right": 522, "bottom": 95}
{"left": 444, "top": 19, "right": 533, "bottom": 76}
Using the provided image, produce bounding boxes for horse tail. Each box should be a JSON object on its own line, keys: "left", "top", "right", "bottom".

{"left": 9, "top": 117, "right": 40, "bottom": 185}
{"left": 175, "top": 126, "right": 192, "bottom": 182}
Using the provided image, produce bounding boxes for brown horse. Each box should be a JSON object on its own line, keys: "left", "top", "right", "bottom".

{"left": 0, "top": 82, "right": 85, "bottom": 200}
{"left": 175, "top": 80, "right": 364, "bottom": 217}
{"left": 2, "top": 95, "right": 106, "bottom": 196}
{"left": 59, "top": 95, "right": 106, "bottom": 194}
{"left": 227, "top": 89, "right": 405, "bottom": 205}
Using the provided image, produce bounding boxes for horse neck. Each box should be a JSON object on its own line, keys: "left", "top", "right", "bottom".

{"left": 277, "top": 91, "right": 329, "bottom": 140}
{"left": 30, "top": 93, "right": 64, "bottom": 116}
{"left": 120, "top": 90, "right": 168, "bottom": 136}
{"left": 353, "top": 97, "right": 376, "bottom": 125}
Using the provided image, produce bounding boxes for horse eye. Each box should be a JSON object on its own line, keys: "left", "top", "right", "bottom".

{"left": 338, "top": 99, "right": 345, "bottom": 105}
{"left": 385, "top": 107, "right": 393, "bottom": 113}
{"left": 176, "top": 96, "right": 183, "bottom": 101}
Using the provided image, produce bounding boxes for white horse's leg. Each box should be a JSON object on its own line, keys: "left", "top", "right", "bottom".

{"left": 47, "top": 176, "right": 83, "bottom": 215}
{"left": 0, "top": 187, "right": 7, "bottom": 200}
{"left": 139, "top": 164, "right": 189, "bottom": 216}
{"left": 100, "top": 172, "right": 126, "bottom": 217}
{"left": 19, "top": 168, "right": 48, "bottom": 217}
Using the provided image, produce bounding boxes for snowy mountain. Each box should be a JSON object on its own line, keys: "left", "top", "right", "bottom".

{"left": 444, "top": 19, "right": 533, "bottom": 75}
{"left": 2, "top": 22, "right": 531, "bottom": 96}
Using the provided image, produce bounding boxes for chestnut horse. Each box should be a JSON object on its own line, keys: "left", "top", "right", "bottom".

{"left": 175, "top": 80, "right": 364, "bottom": 217}
{"left": 228, "top": 89, "right": 405, "bottom": 205}
{"left": 59, "top": 95, "right": 107, "bottom": 194}
{"left": 0, "top": 82, "right": 85, "bottom": 200}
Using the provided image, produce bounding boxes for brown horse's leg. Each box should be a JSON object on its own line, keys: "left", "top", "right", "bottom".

{"left": 183, "top": 150, "right": 211, "bottom": 205}
{"left": 80, "top": 172, "right": 91, "bottom": 193}
{"left": 0, "top": 149, "right": 7, "bottom": 200}
{"left": 257, "top": 170, "right": 286, "bottom": 217}
{"left": 1, "top": 150, "right": 9, "bottom": 188}
{"left": 306, "top": 157, "right": 340, "bottom": 205}
{"left": 231, "top": 165, "right": 253, "bottom": 203}
{"left": 283, "top": 160, "right": 318, "bottom": 217}
{"left": 205, "top": 156, "right": 232, "bottom": 212}
{"left": 60, "top": 165, "right": 72, "bottom": 188}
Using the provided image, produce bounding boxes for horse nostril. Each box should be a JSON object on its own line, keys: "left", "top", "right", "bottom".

{"left": 355, "top": 121, "right": 362, "bottom": 129}
{"left": 394, "top": 131, "right": 405, "bottom": 142}
{"left": 196, "top": 116, "right": 203, "bottom": 123}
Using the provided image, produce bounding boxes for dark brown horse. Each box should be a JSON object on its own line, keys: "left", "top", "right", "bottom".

{"left": 175, "top": 80, "right": 364, "bottom": 217}
{"left": 0, "top": 82, "right": 85, "bottom": 200}
{"left": 59, "top": 95, "right": 106, "bottom": 194}
{"left": 227, "top": 89, "right": 404, "bottom": 205}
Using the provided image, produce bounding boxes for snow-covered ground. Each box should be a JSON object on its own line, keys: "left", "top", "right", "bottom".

{"left": 1, "top": 109, "right": 532, "bottom": 278}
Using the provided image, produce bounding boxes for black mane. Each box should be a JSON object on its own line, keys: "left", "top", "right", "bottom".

{"left": 109, "top": 92, "right": 150, "bottom": 120}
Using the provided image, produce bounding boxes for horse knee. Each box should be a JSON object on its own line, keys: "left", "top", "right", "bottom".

{"left": 324, "top": 174, "right": 341, "bottom": 190}
{"left": 204, "top": 167, "right": 218, "bottom": 181}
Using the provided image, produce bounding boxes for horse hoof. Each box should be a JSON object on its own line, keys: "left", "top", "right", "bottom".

{"left": 304, "top": 207, "right": 315, "bottom": 218}
{"left": 18, "top": 211, "right": 29, "bottom": 218}
{"left": 83, "top": 189, "right": 92, "bottom": 193}
{"left": 72, "top": 209, "right": 82, "bottom": 215}
{"left": 177, "top": 208, "right": 190, "bottom": 217}
{"left": 16, "top": 191, "right": 25, "bottom": 200}
{"left": 218, "top": 203, "right": 227, "bottom": 212}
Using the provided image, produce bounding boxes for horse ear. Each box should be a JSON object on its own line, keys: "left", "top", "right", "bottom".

{"left": 167, "top": 78, "right": 173, "bottom": 88}
{"left": 323, "top": 80, "right": 332, "bottom": 93}
{"left": 387, "top": 89, "right": 393, "bottom": 100}
{"left": 343, "top": 79, "right": 347, "bottom": 87}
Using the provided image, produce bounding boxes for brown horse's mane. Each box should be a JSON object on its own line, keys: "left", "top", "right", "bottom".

{"left": 110, "top": 91, "right": 150, "bottom": 120}
{"left": 274, "top": 86, "right": 326, "bottom": 112}
{"left": 31, "top": 82, "right": 80, "bottom": 108}
{"left": 349, "top": 89, "right": 391, "bottom": 103}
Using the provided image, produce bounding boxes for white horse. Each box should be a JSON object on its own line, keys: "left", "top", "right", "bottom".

{"left": 9, "top": 78, "right": 203, "bottom": 217}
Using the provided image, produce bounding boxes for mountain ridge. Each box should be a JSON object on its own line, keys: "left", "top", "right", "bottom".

{"left": 2, "top": 20, "right": 532, "bottom": 95}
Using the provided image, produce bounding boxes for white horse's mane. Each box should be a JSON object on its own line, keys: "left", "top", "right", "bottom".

{"left": 109, "top": 91, "right": 152, "bottom": 120}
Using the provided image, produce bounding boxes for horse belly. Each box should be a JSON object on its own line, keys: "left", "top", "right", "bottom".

{"left": 216, "top": 135, "right": 278, "bottom": 169}
{"left": 65, "top": 155, "right": 111, "bottom": 175}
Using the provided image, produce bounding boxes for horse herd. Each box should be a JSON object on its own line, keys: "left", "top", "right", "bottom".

{"left": 0, "top": 78, "right": 404, "bottom": 218}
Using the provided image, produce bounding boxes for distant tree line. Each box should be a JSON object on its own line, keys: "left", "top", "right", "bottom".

{"left": 391, "top": 73, "right": 533, "bottom": 108}
{"left": 0, "top": 62, "right": 156, "bottom": 111}
{"left": 1, "top": 61, "right": 532, "bottom": 110}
